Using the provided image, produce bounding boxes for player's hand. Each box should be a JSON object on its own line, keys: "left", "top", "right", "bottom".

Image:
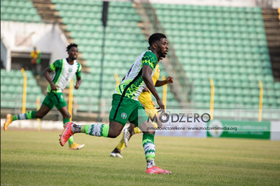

{"left": 156, "top": 115, "right": 163, "bottom": 128}
{"left": 156, "top": 99, "right": 165, "bottom": 114}
{"left": 141, "top": 103, "right": 145, "bottom": 110}
{"left": 166, "top": 76, "right": 173, "bottom": 84}
{"left": 142, "top": 87, "right": 149, "bottom": 92}
{"left": 51, "top": 83, "right": 58, "bottom": 91}
{"left": 75, "top": 82, "right": 80, "bottom": 89}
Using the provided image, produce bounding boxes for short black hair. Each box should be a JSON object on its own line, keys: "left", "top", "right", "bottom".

{"left": 148, "top": 33, "right": 166, "bottom": 46}
{"left": 66, "top": 43, "right": 78, "bottom": 51}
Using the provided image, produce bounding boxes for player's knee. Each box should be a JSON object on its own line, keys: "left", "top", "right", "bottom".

{"left": 143, "top": 131, "right": 155, "bottom": 135}
{"left": 128, "top": 125, "right": 135, "bottom": 135}
{"left": 35, "top": 112, "right": 44, "bottom": 119}
{"left": 108, "top": 128, "right": 121, "bottom": 138}
{"left": 37, "top": 115, "right": 44, "bottom": 119}
{"left": 63, "top": 112, "right": 71, "bottom": 119}
{"left": 108, "top": 132, "right": 119, "bottom": 138}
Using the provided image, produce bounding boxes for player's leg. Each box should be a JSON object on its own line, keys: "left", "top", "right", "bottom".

{"left": 3, "top": 100, "right": 51, "bottom": 131}
{"left": 139, "top": 121, "right": 171, "bottom": 174}
{"left": 109, "top": 101, "right": 170, "bottom": 173}
{"left": 110, "top": 101, "right": 154, "bottom": 157}
{"left": 121, "top": 111, "right": 159, "bottom": 149}
{"left": 58, "top": 106, "right": 82, "bottom": 150}
{"left": 110, "top": 123, "right": 136, "bottom": 158}
{"left": 123, "top": 123, "right": 136, "bottom": 147}
{"left": 56, "top": 93, "right": 84, "bottom": 150}
{"left": 133, "top": 108, "right": 171, "bottom": 174}
{"left": 110, "top": 98, "right": 158, "bottom": 157}
{"left": 122, "top": 99, "right": 158, "bottom": 148}
{"left": 58, "top": 106, "right": 71, "bottom": 127}
{"left": 59, "top": 120, "right": 124, "bottom": 146}
{"left": 59, "top": 94, "right": 132, "bottom": 146}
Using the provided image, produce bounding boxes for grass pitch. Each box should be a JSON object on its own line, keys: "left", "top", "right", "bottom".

{"left": 1, "top": 130, "right": 280, "bottom": 186}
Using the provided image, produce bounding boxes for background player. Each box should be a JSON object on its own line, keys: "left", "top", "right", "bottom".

{"left": 110, "top": 62, "right": 173, "bottom": 158}
{"left": 3, "top": 43, "right": 84, "bottom": 150}
{"left": 59, "top": 33, "right": 172, "bottom": 174}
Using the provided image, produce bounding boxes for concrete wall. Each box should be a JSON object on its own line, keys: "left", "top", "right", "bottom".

{"left": 1, "top": 39, "right": 8, "bottom": 68}
{"left": 1, "top": 21, "right": 69, "bottom": 71}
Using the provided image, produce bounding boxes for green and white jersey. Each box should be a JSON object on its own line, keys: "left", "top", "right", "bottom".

{"left": 47, "top": 58, "right": 82, "bottom": 93}
{"left": 113, "top": 50, "right": 158, "bottom": 101}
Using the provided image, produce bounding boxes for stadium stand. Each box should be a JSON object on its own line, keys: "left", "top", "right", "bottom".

{"left": 1, "top": 1, "right": 45, "bottom": 110}
{"left": 52, "top": 0, "right": 180, "bottom": 112}
{"left": 52, "top": 0, "right": 104, "bottom": 112}
{"left": 152, "top": 4, "right": 280, "bottom": 120}
{"left": 262, "top": 8, "right": 280, "bottom": 82}
{"left": 1, "top": 69, "right": 45, "bottom": 109}
{"left": 1, "top": 0, "right": 43, "bottom": 23}
{"left": 1, "top": 0, "right": 278, "bottom": 121}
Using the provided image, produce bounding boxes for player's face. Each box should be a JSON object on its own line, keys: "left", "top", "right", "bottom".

{"left": 68, "top": 47, "right": 78, "bottom": 60}
{"left": 157, "top": 38, "right": 168, "bottom": 58}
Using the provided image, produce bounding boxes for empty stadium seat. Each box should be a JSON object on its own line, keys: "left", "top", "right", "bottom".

{"left": 1, "top": 0, "right": 42, "bottom": 23}
{"left": 50, "top": 0, "right": 180, "bottom": 111}
{"left": 1, "top": 69, "right": 45, "bottom": 110}
{"left": 152, "top": 3, "right": 279, "bottom": 118}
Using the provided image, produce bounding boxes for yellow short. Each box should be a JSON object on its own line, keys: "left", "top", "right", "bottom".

{"left": 138, "top": 92, "right": 158, "bottom": 129}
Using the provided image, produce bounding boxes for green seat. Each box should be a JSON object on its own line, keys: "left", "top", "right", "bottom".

{"left": 274, "top": 82, "right": 280, "bottom": 90}
{"left": 26, "top": 102, "right": 37, "bottom": 109}
{"left": 1, "top": 101, "right": 16, "bottom": 108}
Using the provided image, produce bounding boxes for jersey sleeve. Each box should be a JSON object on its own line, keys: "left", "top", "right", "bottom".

{"left": 49, "top": 60, "right": 61, "bottom": 71}
{"left": 76, "top": 63, "right": 82, "bottom": 77}
{"left": 141, "top": 51, "right": 157, "bottom": 70}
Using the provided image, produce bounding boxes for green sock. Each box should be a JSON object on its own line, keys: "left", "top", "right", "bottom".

{"left": 12, "top": 111, "right": 37, "bottom": 121}
{"left": 143, "top": 133, "right": 155, "bottom": 161}
{"left": 84, "top": 124, "right": 109, "bottom": 137}
{"left": 68, "top": 136, "right": 74, "bottom": 146}
{"left": 63, "top": 118, "right": 73, "bottom": 146}
{"left": 81, "top": 125, "right": 86, "bottom": 133}
{"left": 63, "top": 118, "right": 70, "bottom": 126}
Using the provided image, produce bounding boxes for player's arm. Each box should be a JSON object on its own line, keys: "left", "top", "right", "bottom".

{"left": 142, "top": 87, "right": 149, "bottom": 92}
{"left": 155, "top": 76, "right": 173, "bottom": 87}
{"left": 43, "top": 67, "right": 58, "bottom": 91}
{"left": 142, "top": 66, "right": 165, "bottom": 113}
{"left": 75, "top": 63, "right": 82, "bottom": 89}
{"left": 75, "top": 75, "right": 82, "bottom": 89}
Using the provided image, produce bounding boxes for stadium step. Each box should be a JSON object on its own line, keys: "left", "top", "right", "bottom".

{"left": 262, "top": 8, "right": 280, "bottom": 82}
{"left": 31, "top": 0, "right": 91, "bottom": 74}
{"left": 134, "top": 1, "right": 191, "bottom": 107}
{"left": 31, "top": 0, "right": 59, "bottom": 24}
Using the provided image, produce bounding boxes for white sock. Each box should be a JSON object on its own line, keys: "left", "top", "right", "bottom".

{"left": 71, "top": 124, "right": 81, "bottom": 133}
{"left": 147, "top": 160, "right": 156, "bottom": 168}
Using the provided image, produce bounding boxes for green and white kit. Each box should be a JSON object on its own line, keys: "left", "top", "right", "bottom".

{"left": 110, "top": 50, "right": 158, "bottom": 126}
{"left": 43, "top": 59, "right": 82, "bottom": 110}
